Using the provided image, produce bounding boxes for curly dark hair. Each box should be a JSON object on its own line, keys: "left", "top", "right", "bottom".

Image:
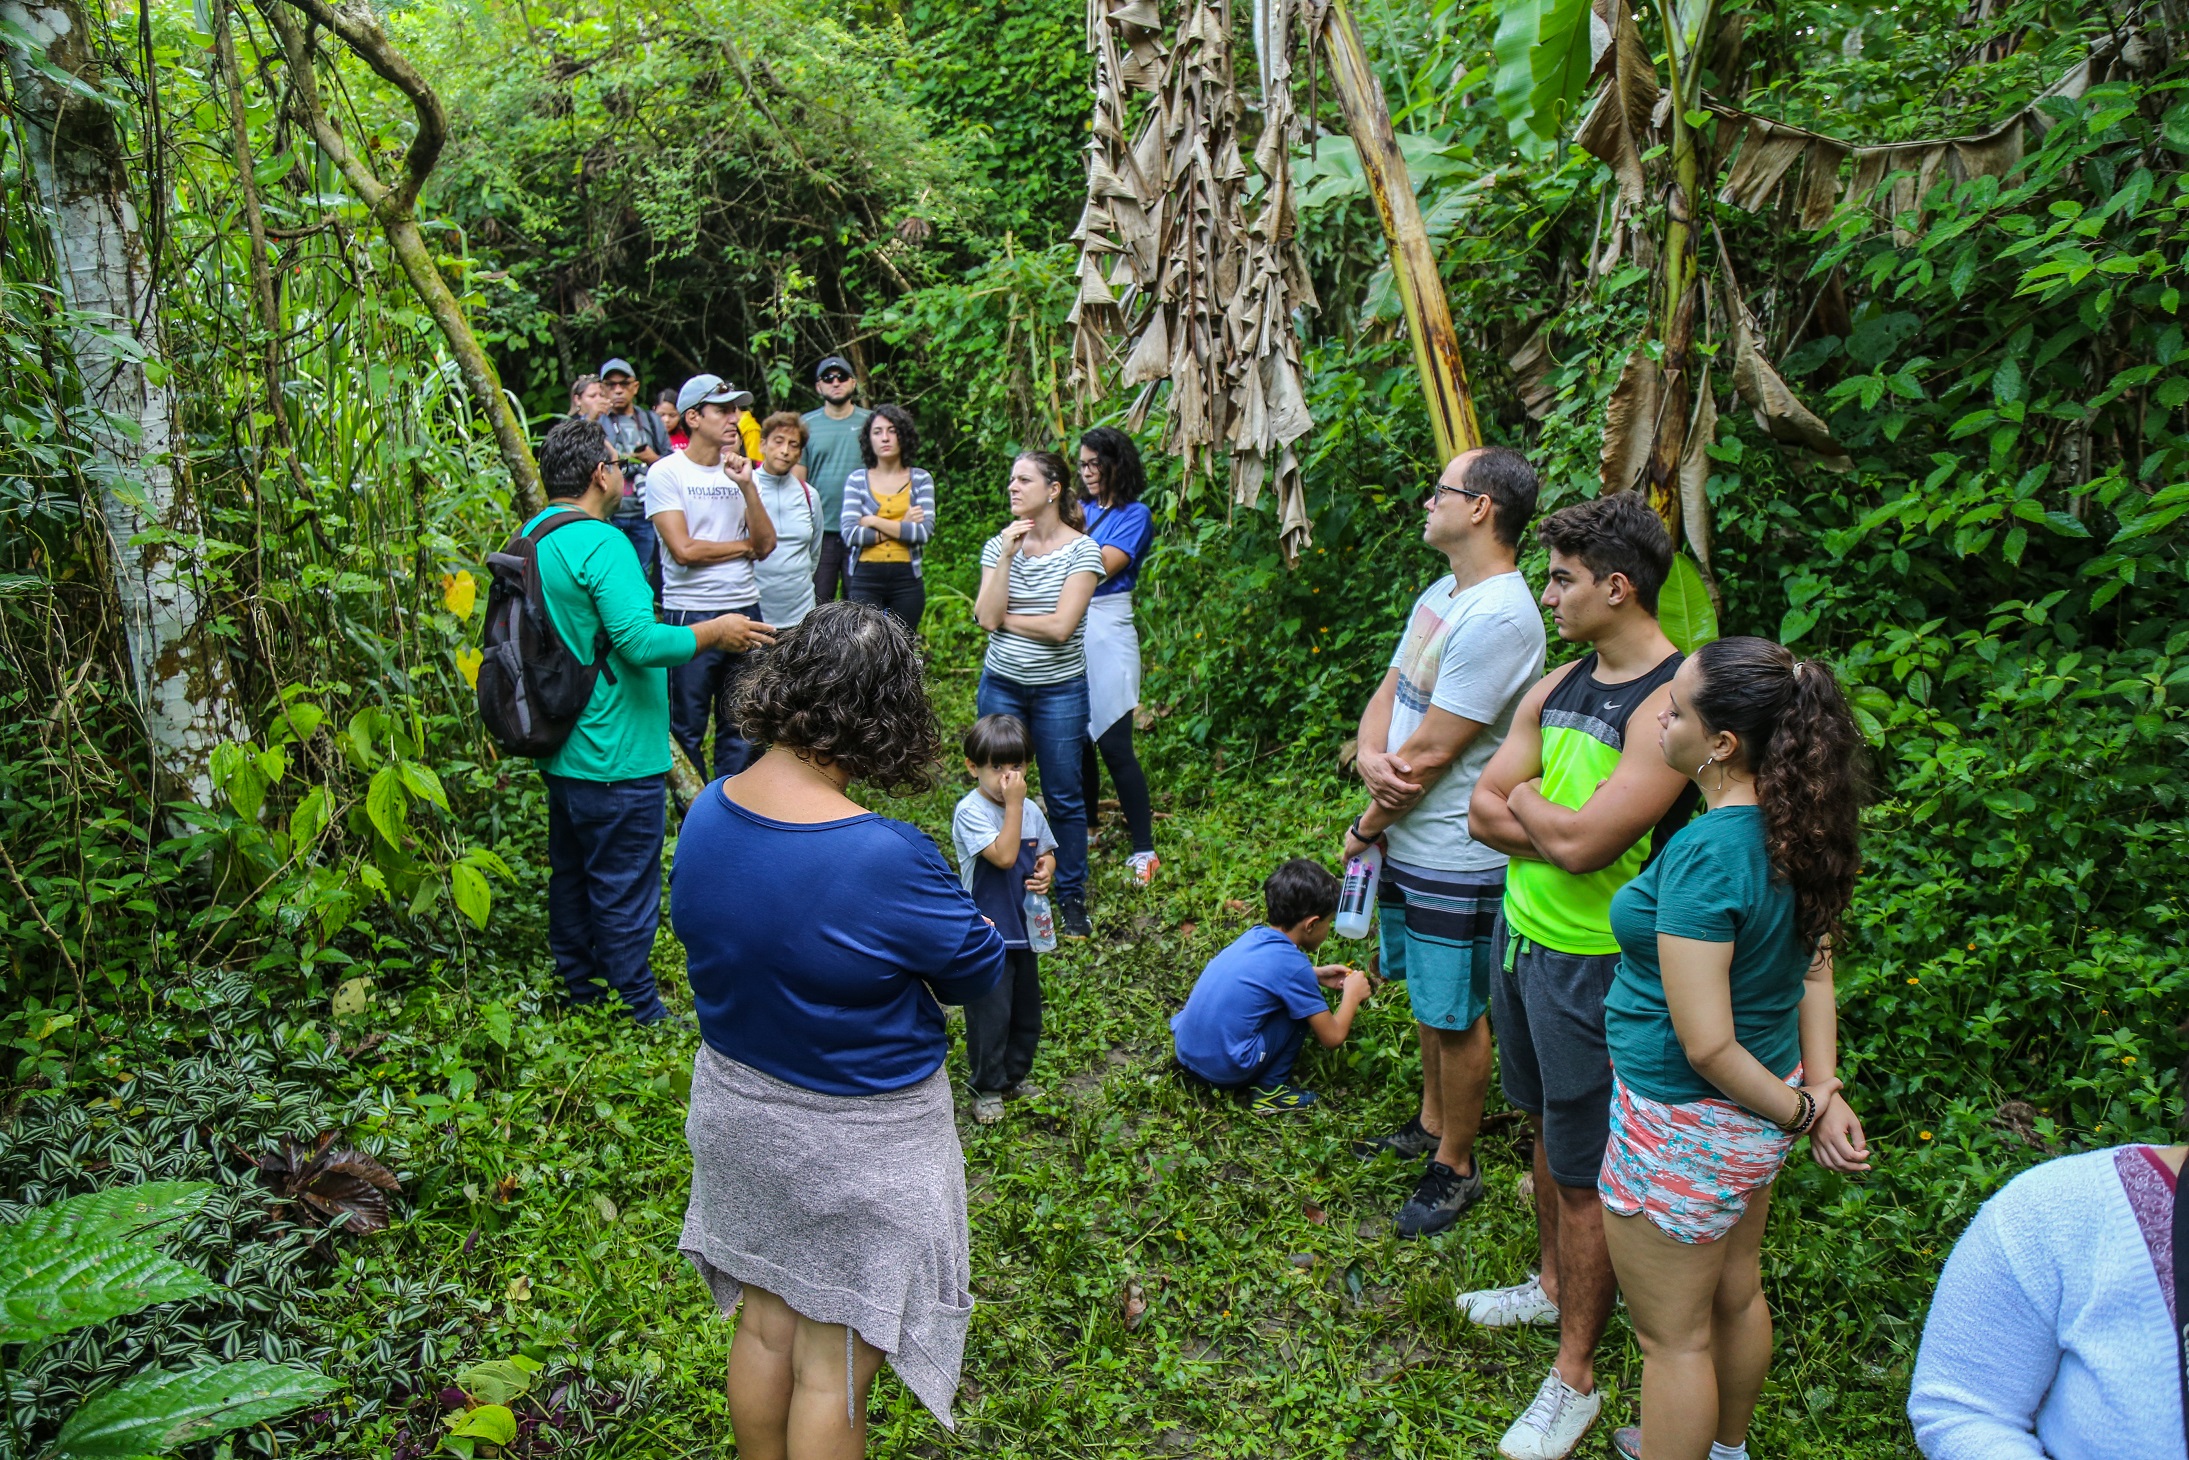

{"left": 1536, "top": 492, "right": 1673, "bottom": 612}
{"left": 1689, "top": 637, "right": 1867, "bottom": 947}
{"left": 733, "top": 602, "right": 941, "bottom": 792}
{"left": 1078, "top": 425, "right": 1146, "bottom": 506}
{"left": 540, "top": 415, "right": 614, "bottom": 498}
{"left": 860, "top": 402, "right": 919, "bottom": 469}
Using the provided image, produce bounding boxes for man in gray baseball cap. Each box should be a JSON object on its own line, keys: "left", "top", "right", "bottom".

{"left": 802, "top": 354, "right": 871, "bottom": 605}
{"left": 648, "top": 374, "right": 777, "bottom": 778}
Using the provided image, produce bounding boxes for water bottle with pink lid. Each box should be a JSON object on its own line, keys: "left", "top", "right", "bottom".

{"left": 1333, "top": 841, "right": 1381, "bottom": 938}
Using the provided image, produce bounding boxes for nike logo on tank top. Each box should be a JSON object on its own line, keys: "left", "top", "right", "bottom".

{"left": 1503, "top": 650, "right": 1699, "bottom": 955}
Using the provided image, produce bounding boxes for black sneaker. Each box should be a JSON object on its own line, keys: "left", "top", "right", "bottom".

{"left": 1352, "top": 1114, "right": 1440, "bottom": 1160}
{"left": 1394, "top": 1159, "right": 1484, "bottom": 1238}
{"left": 1059, "top": 896, "right": 1093, "bottom": 940}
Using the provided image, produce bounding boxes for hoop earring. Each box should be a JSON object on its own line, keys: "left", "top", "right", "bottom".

{"left": 1695, "top": 755, "right": 1718, "bottom": 781}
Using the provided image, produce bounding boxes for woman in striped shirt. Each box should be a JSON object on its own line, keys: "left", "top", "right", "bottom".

{"left": 974, "top": 450, "right": 1107, "bottom": 939}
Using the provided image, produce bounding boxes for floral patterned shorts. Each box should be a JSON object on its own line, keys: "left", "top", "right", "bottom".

{"left": 1598, "top": 1069, "right": 1801, "bottom": 1244}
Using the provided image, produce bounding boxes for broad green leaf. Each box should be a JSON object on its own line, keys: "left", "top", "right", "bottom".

{"left": 446, "top": 1403, "right": 518, "bottom": 1445}
{"left": 455, "top": 1357, "right": 538, "bottom": 1406}
{"left": 365, "top": 765, "right": 408, "bottom": 849}
{"left": 451, "top": 862, "right": 492, "bottom": 930}
{"left": 0, "top": 1236, "right": 214, "bottom": 1344}
{"left": 1492, "top": 0, "right": 1593, "bottom": 158}
{"left": 50, "top": 1361, "right": 336, "bottom": 1458}
{"left": 478, "top": 1000, "right": 513, "bottom": 1050}
{"left": 462, "top": 848, "right": 515, "bottom": 880}
{"left": 289, "top": 787, "right": 331, "bottom": 847}
{"left": 1659, "top": 554, "right": 1720, "bottom": 655}
{"left": 2, "top": 1183, "right": 213, "bottom": 1247}
{"left": 270, "top": 702, "right": 325, "bottom": 744}
{"left": 397, "top": 761, "right": 449, "bottom": 812}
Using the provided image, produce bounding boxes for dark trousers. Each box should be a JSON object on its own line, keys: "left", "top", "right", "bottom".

{"left": 664, "top": 605, "right": 762, "bottom": 780}
{"left": 612, "top": 516, "right": 660, "bottom": 602}
{"left": 975, "top": 671, "right": 1089, "bottom": 903}
{"left": 845, "top": 560, "right": 926, "bottom": 630}
{"left": 1248, "top": 1019, "right": 1309, "bottom": 1088}
{"left": 545, "top": 773, "right": 669, "bottom": 1022}
{"left": 964, "top": 947, "right": 1042, "bottom": 1093}
{"left": 1081, "top": 711, "right": 1154, "bottom": 855}
{"left": 812, "top": 531, "right": 848, "bottom": 605}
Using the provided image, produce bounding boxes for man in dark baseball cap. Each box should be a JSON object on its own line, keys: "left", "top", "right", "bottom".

{"left": 595, "top": 358, "right": 670, "bottom": 589}
{"left": 802, "top": 355, "right": 870, "bottom": 606}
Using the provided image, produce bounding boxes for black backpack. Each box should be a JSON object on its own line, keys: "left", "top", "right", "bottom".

{"left": 476, "top": 508, "right": 615, "bottom": 757}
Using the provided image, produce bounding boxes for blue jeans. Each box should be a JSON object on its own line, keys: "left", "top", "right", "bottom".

{"left": 545, "top": 773, "right": 669, "bottom": 1022}
{"left": 613, "top": 516, "right": 660, "bottom": 600}
{"left": 665, "top": 606, "right": 763, "bottom": 780}
{"left": 975, "top": 670, "right": 1089, "bottom": 903}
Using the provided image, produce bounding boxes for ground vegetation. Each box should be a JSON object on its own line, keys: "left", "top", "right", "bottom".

{"left": 0, "top": 0, "right": 2183, "bottom": 1455}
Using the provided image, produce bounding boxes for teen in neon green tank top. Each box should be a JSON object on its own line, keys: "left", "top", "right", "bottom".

{"left": 1503, "top": 650, "right": 1691, "bottom": 954}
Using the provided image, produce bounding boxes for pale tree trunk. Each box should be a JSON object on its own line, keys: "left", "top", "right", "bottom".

{"left": 4, "top": 0, "right": 245, "bottom": 805}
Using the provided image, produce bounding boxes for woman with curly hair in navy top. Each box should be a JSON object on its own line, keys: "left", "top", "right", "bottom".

{"left": 673, "top": 601, "right": 1005, "bottom": 1455}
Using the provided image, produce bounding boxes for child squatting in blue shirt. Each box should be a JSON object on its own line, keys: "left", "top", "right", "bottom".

{"left": 1170, "top": 858, "right": 1373, "bottom": 1114}
{"left": 950, "top": 714, "right": 1057, "bottom": 1126}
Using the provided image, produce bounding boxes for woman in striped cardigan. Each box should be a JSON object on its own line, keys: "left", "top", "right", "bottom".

{"left": 839, "top": 403, "right": 935, "bottom": 629}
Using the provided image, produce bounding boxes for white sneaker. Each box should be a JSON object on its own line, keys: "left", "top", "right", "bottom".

{"left": 1497, "top": 1366, "right": 1601, "bottom": 1460}
{"left": 1459, "top": 1273, "right": 1560, "bottom": 1328}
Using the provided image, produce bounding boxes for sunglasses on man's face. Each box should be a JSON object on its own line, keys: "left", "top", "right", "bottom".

{"left": 819, "top": 372, "right": 852, "bottom": 384}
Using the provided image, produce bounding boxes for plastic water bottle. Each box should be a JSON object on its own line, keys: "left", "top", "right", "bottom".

{"left": 1333, "top": 843, "right": 1381, "bottom": 939}
{"left": 1023, "top": 890, "right": 1058, "bottom": 953}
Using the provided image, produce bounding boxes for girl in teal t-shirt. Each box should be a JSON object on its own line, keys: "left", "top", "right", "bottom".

{"left": 1597, "top": 638, "right": 1874, "bottom": 1460}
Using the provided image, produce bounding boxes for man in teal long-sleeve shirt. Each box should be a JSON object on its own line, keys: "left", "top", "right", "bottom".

{"left": 527, "top": 416, "right": 755, "bottom": 1021}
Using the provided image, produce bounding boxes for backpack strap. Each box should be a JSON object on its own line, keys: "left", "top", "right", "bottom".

{"left": 2173, "top": 1153, "right": 2187, "bottom": 1451}
{"left": 517, "top": 506, "right": 617, "bottom": 684}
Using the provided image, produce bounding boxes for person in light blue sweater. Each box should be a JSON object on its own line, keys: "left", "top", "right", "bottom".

{"left": 1909, "top": 1142, "right": 2184, "bottom": 1459}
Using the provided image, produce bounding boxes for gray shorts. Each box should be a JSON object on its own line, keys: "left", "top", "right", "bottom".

{"left": 1491, "top": 914, "right": 1618, "bottom": 1190}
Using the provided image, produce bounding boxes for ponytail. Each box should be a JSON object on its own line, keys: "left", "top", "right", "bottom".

{"left": 1689, "top": 638, "right": 1866, "bottom": 946}
{"left": 1016, "top": 449, "right": 1084, "bottom": 531}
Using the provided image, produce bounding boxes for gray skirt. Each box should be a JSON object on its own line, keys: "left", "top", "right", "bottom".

{"left": 678, "top": 1044, "right": 973, "bottom": 1428}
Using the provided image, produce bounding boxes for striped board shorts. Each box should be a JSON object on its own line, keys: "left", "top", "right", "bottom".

{"left": 1375, "top": 859, "right": 1503, "bottom": 1031}
{"left": 1598, "top": 1068, "right": 1802, "bottom": 1244}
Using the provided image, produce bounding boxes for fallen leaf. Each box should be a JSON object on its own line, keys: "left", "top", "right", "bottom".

{"left": 1223, "top": 899, "right": 1249, "bottom": 915}
{"left": 1123, "top": 1279, "right": 1148, "bottom": 1330}
{"left": 593, "top": 1193, "right": 618, "bottom": 1224}
{"left": 493, "top": 1173, "right": 519, "bottom": 1204}
{"left": 1288, "top": 1253, "right": 1316, "bottom": 1269}
{"left": 1178, "top": 921, "right": 1198, "bottom": 938}
{"left": 331, "top": 976, "right": 373, "bottom": 1019}
{"left": 256, "top": 1132, "right": 402, "bottom": 1235}
{"left": 506, "top": 1274, "right": 532, "bottom": 1302}
{"left": 1302, "top": 1201, "right": 1327, "bottom": 1226}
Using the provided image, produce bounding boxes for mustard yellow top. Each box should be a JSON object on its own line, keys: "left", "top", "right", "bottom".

{"left": 860, "top": 484, "right": 914, "bottom": 563}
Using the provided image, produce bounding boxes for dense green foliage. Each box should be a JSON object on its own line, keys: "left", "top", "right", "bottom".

{"left": 2, "top": 0, "right": 2185, "bottom": 1454}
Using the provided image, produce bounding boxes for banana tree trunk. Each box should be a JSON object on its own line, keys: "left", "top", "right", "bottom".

{"left": 1646, "top": 0, "right": 1718, "bottom": 543}
{"left": 6, "top": 0, "right": 245, "bottom": 806}
{"left": 1319, "top": 0, "right": 1481, "bottom": 464}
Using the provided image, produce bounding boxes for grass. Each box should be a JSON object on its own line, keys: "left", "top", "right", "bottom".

{"left": 301, "top": 601, "right": 1920, "bottom": 1458}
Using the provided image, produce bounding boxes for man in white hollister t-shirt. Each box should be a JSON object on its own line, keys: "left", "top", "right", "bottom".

{"left": 647, "top": 374, "right": 778, "bottom": 779}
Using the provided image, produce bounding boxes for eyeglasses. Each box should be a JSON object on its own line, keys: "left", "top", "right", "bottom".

{"left": 1431, "top": 482, "right": 1487, "bottom": 504}
{"left": 818, "top": 371, "right": 852, "bottom": 384}
{"left": 1077, "top": 459, "right": 1101, "bottom": 472}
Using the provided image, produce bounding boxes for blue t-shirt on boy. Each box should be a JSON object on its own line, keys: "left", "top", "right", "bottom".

{"left": 1170, "top": 925, "right": 1328, "bottom": 1086}
{"left": 1085, "top": 501, "right": 1155, "bottom": 597}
